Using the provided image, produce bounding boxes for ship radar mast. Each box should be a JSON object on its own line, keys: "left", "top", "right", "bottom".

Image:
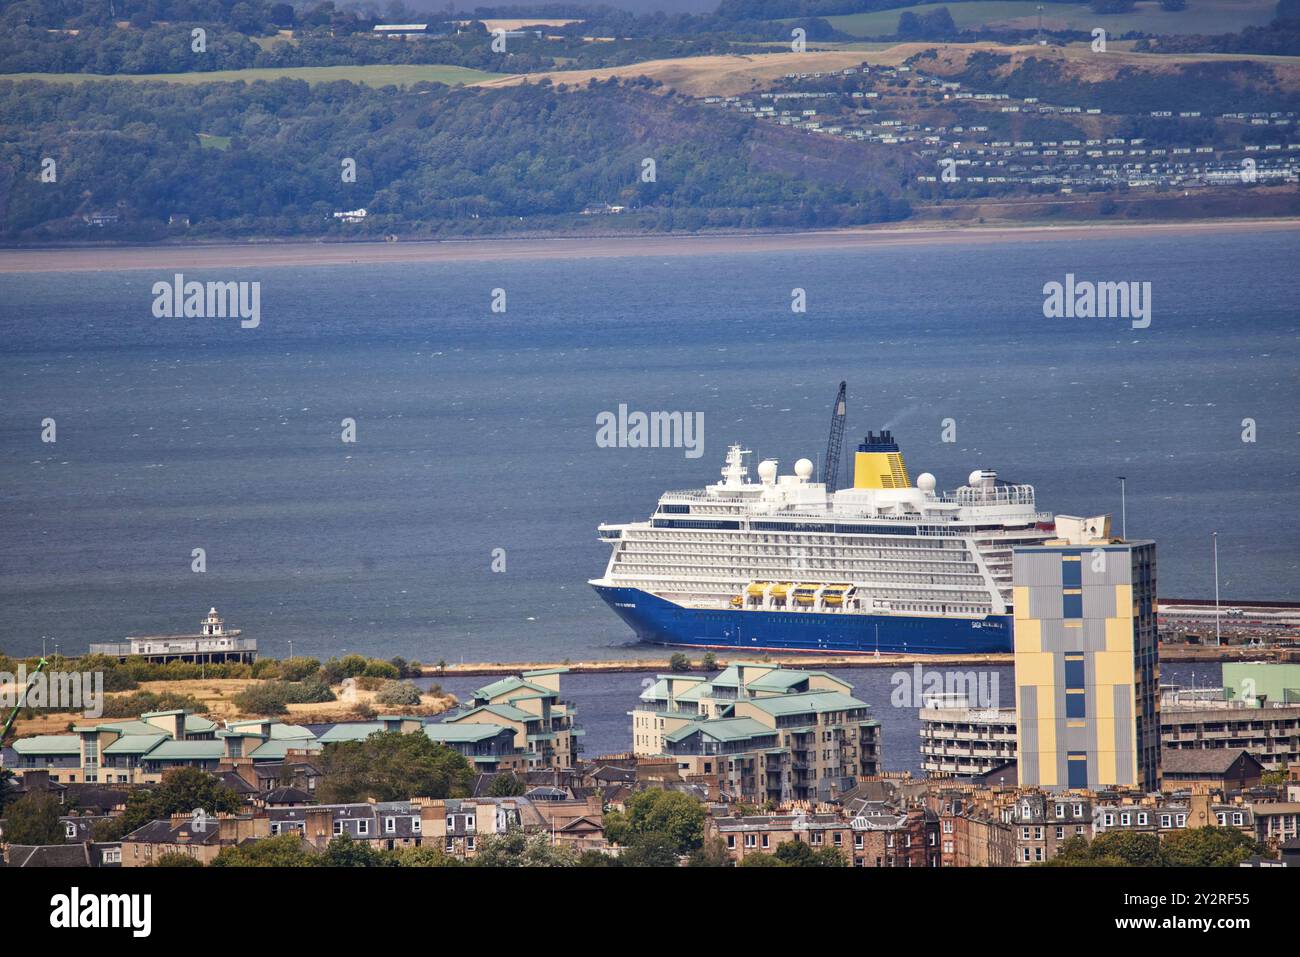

{"left": 721, "top": 444, "right": 752, "bottom": 487}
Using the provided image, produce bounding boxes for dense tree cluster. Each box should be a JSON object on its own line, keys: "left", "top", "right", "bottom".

{"left": 0, "top": 77, "right": 912, "bottom": 241}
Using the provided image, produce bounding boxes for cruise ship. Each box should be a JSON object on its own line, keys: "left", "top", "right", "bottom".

{"left": 590, "top": 430, "right": 1059, "bottom": 654}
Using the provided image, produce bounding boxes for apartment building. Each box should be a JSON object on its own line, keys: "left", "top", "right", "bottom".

{"left": 635, "top": 664, "right": 881, "bottom": 804}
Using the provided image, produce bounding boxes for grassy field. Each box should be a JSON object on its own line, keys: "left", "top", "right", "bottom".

{"left": 814, "top": 0, "right": 1278, "bottom": 39}
{"left": 0, "top": 64, "right": 506, "bottom": 87}
{"left": 479, "top": 49, "right": 919, "bottom": 96}
{"left": 8, "top": 677, "right": 458, "bottom": 736}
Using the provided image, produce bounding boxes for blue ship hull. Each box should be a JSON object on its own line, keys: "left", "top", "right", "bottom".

{"left": 592, "top": 584, "right": 1013, "bottom": 655}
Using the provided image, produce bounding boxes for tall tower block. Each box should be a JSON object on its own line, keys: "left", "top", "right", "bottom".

{"left": 1012, "top": 517, "right": 1159, "bottom": 792}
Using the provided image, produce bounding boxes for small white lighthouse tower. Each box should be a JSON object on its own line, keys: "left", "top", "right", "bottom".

{"left": 200, "top": 607, "right": 225, "bottom": 637}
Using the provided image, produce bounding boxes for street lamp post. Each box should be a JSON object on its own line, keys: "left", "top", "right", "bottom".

{"left": 1212, "top": 531, "right": 1221, "bottom": 647}
{"left": 1117, "top": 476, "right": 1127, "bottom": 539}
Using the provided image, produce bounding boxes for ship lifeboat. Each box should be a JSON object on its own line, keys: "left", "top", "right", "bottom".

{"left": 768, "top": 583, "right": 791, "bottom": 605}
{"left": 793, "top": 585, "right": 818, "bottom": 606}
{"left": 822, "top": 584, "right": 853, "bottom": 607}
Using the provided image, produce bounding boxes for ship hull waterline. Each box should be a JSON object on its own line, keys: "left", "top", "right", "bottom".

{"left": 592, "top": 584, "right": 1013, "bottom": 655}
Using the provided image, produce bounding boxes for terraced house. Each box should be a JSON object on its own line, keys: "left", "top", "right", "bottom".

{"left": 634, "top": 663, "right": 881, "bottom": 804}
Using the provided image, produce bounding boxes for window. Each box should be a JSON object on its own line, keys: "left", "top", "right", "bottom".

{"left": 761, "top": 834, "right": 769, "bottom": 849}
{"left": 412, "top": 818, "right": 421, "bottom": 833}
{"left": 385, "top": 817, "right": 395, "bottom": 834}
{"left": 1161, "top": 814, "right": 1171, "bottom": 828}
{"left": 1137, "top": 813, "right": 1148, "bottom": 826}
{"left": 65, "top": 823, "right": 78, "bottom": 839}
{"left": 466, "top": 836, "right": 474, "bottom": 851}
{"left": 333, "top": 820, "right": 343, "bottom": 835}
{"left": 357, "top": 820, "right": 369, "bottom": 835}
{"left": 1233, "top": 813, "right": 1244, "bottom": 826}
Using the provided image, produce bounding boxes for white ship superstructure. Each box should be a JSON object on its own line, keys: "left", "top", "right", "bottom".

{"left": 591, "top": 430, "right": 1063, "bottom": 653}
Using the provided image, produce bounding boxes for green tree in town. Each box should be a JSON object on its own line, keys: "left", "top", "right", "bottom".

{"left": 1, "top": 791, "right": 65, "bottom": 845}
{"left": 392, "top": 845, "right": 464, "bottom": 867}
{"left": 668, "top": 653, "right": 692, "bottom": 672}
{"left": 317, "top": 731, "right": 473, "bottom": 803}
{"left": 687, "top": 836, "right": 731, "bottom": 867}
{"left": 605, "top": 788, "right": 705, "bottom": 854}
{"left": 119, "top": 767, "right": 242, "bottom": 835}
{"left": 1163, "top": 826, "right": 1260, "bottom": 867}
{"left": 619, "top": 832, "right": 681, "bottom": 867}
{"left": 487, "top": 772, "right": 526, "bottom": 797}
{"left": 212, "top": 833, "right": 319, "bottom": 867}
{"left": 154, "top": 852, "right": 204, "bottom": 867}
{"left": 323, "top": 833, "right": 393, "bottom": 867}
{"left": 470, "top": 830, "right": 580, "bottom": 867}
{"left": 738, "top": 852, "right": 784, "bottom": 866}
{"left": 775, "top": 840, "right": 847, "bottom": 867}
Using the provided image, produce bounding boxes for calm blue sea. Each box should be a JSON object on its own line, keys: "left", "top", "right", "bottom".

{"left": 1, "top": 231, "right": 1297, "bottom": 663}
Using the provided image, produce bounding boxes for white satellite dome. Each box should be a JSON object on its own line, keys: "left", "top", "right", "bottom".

{"left": 757, "top": 459, "right": 778, "bottom": 483}
{"left": 968, "top": 469, "right": 984, "bottom": 487}
{"left": 917, "top": 472, "right": 936, "bottom": 492}
{"left": 794, "top": 458, "right": 814, "bottom": 481}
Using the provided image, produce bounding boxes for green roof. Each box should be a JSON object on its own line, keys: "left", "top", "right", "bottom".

{"left": 11, "top": 735, "right": 81, "bottom": 755}
{"left": 74, "top": 720, "right": 159, "bottom": 735}
{"left": 663, "top": 717, "right": 774, "bottom": 745}
{"left": 225, "top": 720, "right": 315, "bottom": 740}
{"left": 425, "top": 723, "right": 509, "bottom": 744}
{"left": 139, "top": 709, "right": 185, "bottom": 719}
{"left": 249, "top": 739, "right": 323, "bottom": 760}
{"left": 738, "top": 691, "right": 867, "bottom": 717}
{"left": 471, "top": 676, "right": 554, "bottom": 700}
{"left": 316, "top": 722, "right": 385, "bottom": 743}
{"left": 451, "top": 703, "right": 534, "bottom": 724}
{"left": 674, "top": 683, "right": 712, "bottom": 702}
{"left": 103, "top": 734, "right": 169, "bottom": 755}
{"left": 142, "top": 740, "right": 226, "bottom": 761}
{"left": 185, "top": 715, "right": 218, "bottom": 733}
{"left": 521, "top": 667, "right": 568, "bottom": 678}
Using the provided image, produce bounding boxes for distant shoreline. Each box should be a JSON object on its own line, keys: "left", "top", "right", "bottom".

{"left": 3, "top": 217, "right": 1299, "bottom": 274}
{"left": 419, "top": 643, "right": 1281, "bottom": 678}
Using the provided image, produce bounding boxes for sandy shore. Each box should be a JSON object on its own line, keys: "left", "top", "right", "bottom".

{"left": 3, "top": 218, "right": 1298, "bottom": 274}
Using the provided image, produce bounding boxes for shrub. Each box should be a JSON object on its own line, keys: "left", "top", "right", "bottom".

{"left": 374, "top": 681, "right": 423, "bottom": 707}
{"left": 231, "top": 683, "right": 289, "bottom": 715}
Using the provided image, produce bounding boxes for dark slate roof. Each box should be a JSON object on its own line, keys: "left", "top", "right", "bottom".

{"left": 62, "top": 784, "right": 129, "bottom": 814}
{"left": 124, "top": 818, "right": 226, "bottom": 846}
{"left": 588, "top": 765, "right": 637, "bottom": 784}
{"left": 217, "top": 771, "right": 261, "bottom": 796}
{"left": 1162, "top": 749, "right": 1262, "bottom": 775}
{"left": 265, "top": 786, "right": 314, "bottom": 805}
{"left": 3, "top": 844, "right": 95, "bottom": 868}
